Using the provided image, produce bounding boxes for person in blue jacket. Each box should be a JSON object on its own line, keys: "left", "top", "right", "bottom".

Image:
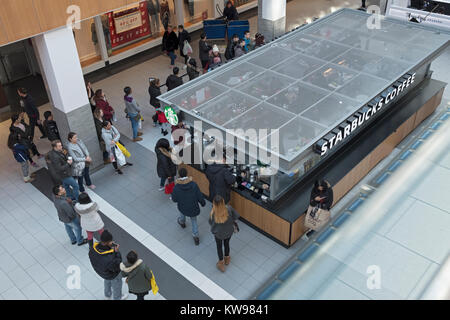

{"left": 8, "top": 132, "right": 35, "bottom": 183}
{"left": 172, "top": 167, "right": 206, "bottom": 245}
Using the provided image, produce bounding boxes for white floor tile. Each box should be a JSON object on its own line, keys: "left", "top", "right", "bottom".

{"left": 1, "top": 286, "right": 27, "bottom": 300}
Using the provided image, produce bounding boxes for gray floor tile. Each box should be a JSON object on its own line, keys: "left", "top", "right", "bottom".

{"left": 21, "top": 282, "right": 49, "bottom": 300}
{"left": 1, "top": 286, "right": 27, "bottom": 300}
{"left": 13, "top": 251, "right": 38, "bottom": 270}
{"left": 0, "top": 270, "right": 14, "bottom": 294}
{"left": 39, "top": 278, "right": 68, "bottom": 300}
{"left": 8, "top": 268, "right": 34, "bottom": 289}
{"left": 0, "top": 252, "right": 19, "bottom": 273}
{"left": 26, "top": 264, "right": 52, "bottom": 285}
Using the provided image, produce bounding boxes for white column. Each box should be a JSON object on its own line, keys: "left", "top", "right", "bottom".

{"left": 94, "top": 16, "right": 109, "bottom": 61}
{"left": 258, "top": 0, "right": 286, "bottom": 41}
{"left": 33, "top": 26, "right": 103, "bottom": 167}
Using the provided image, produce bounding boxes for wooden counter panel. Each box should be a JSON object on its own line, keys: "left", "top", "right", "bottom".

{"left": 291, "top": 214, "right": 307, "bottom": 245}
{"left": 414, "top": 88, "right": 443, "bottom": 128}
{"left": 0, "top": 18, "right": 9, "bottom": 46}
{"left": 230, "top": 192, "right": 290, "bottom": 246}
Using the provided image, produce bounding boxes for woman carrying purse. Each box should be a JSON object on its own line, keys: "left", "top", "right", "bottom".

{"left": 67, "top": 132, "right": 95, "bottom": 192}
{"left": 123, "top": 86, "right": 143, "bottom": 142}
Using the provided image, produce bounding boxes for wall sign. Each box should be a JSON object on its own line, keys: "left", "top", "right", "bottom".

{"left": 315, "top": 72, "right": 416, "bottom": 157}
{"left": 108, "top": 2, "right": 151, "bottom": 48}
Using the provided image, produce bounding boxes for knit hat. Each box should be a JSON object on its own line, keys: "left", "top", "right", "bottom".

{"left": 212, "top": 44, "right": 219, "bottom": 53}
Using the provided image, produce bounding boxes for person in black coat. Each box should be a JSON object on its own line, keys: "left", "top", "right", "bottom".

{"left": 225, "top": 34, "right": 239, "bottom": 61}
{"left": 162, "top": 25, "right": 179, "bottom": 67}
{"left": 17, "top": 87, "right": 46, "bottom": 140}
{"left": 186, "top": 58, "right": 200, "bottom": 80}
{"left": 178, "top": 25, "right": 191, "bottom": 64}
{"left": 10, "top": 113, "right": 42, "bottom": 162}
{"left": 155, "top": 138, "right": 177, "bottom": 190}
{"left": 166, "top": 67, "right": 183, "bottom": 91}
{"left": 149, "top": 78, "right": 162, "bottom": 126}
{"left": 89, "top": 230, "right": 126, "bottom": 300}
{"left": 310, "top": 180, "right": 333, "bottom": 210}
{"left": 223, "top": 1, "right": 238, "bottom": 21}
{"left": 43, "top": 111, "right": 60, "bottom": 142}
{"left": 198, "top": 33, "right": 212, "bottom": 72}
{"left": 205, "top": 158, "right": 236, "bottom": 204}
{"left": 303, "top": 179, "right": 333, "bottom": 240}
{"left": 172, "top": 167, "right": 206, "bottom": 245}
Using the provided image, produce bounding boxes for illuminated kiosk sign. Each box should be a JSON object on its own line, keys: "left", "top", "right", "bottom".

{"left": 315, "top": 72, "right": 416, "bottom": 157}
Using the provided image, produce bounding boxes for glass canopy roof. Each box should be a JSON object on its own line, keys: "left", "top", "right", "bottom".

{"left": 158, "top": 9, "right": 449, "bottom": 169}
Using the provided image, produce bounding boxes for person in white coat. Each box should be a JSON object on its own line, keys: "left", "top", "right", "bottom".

{"left": 101, "top": 120, "right": 132, "bottom": 175}
{"left": 74, "top": 193, "right": 104, "bottom": 248}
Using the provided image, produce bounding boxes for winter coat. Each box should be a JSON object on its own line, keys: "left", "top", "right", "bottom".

{"left": 48, "top": 149, "right": 72, "bottom": 181}
{"left": 209, "top": 206, "right": 240, "bottom": 240}
{"left": 309, "top": 181, "right": 333, "bottom": 210}
{"left": 94, "top": 98, "right": 114, "bottom": 121}
{"left": 178, "top": 29, "right": 191, "bottom": 54}
{"left": 46, "top": 156, "right": 61, "bottom": 185}
{"left": 205, "top": 163, "right": 236, "bottom": 204}
{"left": 149, "top": 84, "right": 162, "bottom": 108}
{"left": 67, "top": 139, "right": 90, "bottom": 177}
{"left": 120, "top": 259, "right": 152, "bottom": 294}
{"left": 225, "top": 40, "right": 237, "bottom": 60}
{"left": 43, "top": 120, "right": 60, "bottom": 141}
{"left": 162, "top": 31, "right": 178, "bottom": 52}
{"left": 12, "top": 143, "right": 29, "bottom": 163}
{"left": 166, "top": 74, "right": 183, "bottom": 91}
{"left": 74, "top": 201, "right": 104, "bottom": 232}
{"left": 20, "top": 94, "right": 40, "bottom": 120}
{"left": 199, "top": 39, "right": 212, "bottom": 62}
{"left": 89, "top": 242, "right": 122, "bottom": 280}
{"left": 187, "top": 65, "right": 199, "bottom": 81}
{"left": 234, "top": 44, "right": 245, "bottom": 58}
{"left": 10, "top": 122, "right": 33, "bottom": 148}
{"left": 124, "top": 95, "right": 141, "bottom": 115}
{"left": 94, "top": 117, "right": 106, "bottom": 152}
{"left": 155, "top": 147, "right": 177, "bottom": 179}
{"left": 172, "top": 177, "right": 206, "bottom": 217}
{"left": 223, "top": 5, "right": 238, "bottom": 21}
{"left": 53, "top": 194, "right": 77, "bottom": 224}
{"left": 209, "top": 53, "right": 223, "bottom": 69}
{"left": 102, "top": 126, "right": 120, "bottom": 155}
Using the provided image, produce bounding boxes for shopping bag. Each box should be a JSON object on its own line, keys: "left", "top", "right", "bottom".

{"left": 165, "top": 181, "right": 175, "bottom": 194}
{"left": 304, "top": 205, "right": 331, "bottom": 231}
{"left": 183, "top": 40, "right": 193, "bottom": 56}
{"left": 116, "top": 142, "right": 131, "bottom": 158}
{"left": 150, "top": 270, "right": 159, "bottom": 295}
{"left": 157, "top": 110, "right": 168, "bottom": 124}
{"left": 115, "top": 145, "right": 126, "bottom": 166}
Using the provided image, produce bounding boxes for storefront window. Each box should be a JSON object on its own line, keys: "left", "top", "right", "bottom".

{"left": 183, "top": 0, "right": 214, "bottom": 26}
{"left": 73, "top": 18, "right": 102, "bottom": 67}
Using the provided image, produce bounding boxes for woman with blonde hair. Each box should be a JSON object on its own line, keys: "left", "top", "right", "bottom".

{"left": 209, "top": 195, "right": 240, "bottom": 272}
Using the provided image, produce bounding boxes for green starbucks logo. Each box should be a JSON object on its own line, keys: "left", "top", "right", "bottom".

{"left": 164, "top": 105, "right": 178, "bottom": 126}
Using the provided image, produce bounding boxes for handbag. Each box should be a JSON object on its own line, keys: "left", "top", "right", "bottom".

{"left": 165, "top": 181, "right": 175, "bottom": 194}
{"left": 233, "top": 221, "right": 240, "bottom": 233}
{"left": 183, "top": 40, "right": 193, "bottom": 56}
{"left": 150, "top": 270, "right": 159, "bottom": 295}
{"left": 114, "top": 145, "right": 126, "bottom": 166}
{"left": 116, "top": 142, "right": 131, "bottom": 158}
{"left": 304, "top": 205, "right": 331, "bottom": 231}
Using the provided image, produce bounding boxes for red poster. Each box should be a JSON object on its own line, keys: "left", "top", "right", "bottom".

{"left": 108, "top": 2, "right": 151, "bottom": 48}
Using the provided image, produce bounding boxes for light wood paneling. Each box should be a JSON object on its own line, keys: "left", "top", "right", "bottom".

{"left": 414, "top": 88, "right": 443, "bottom": 128}
{"left": 0, "top": 16, "right": 9, "bottom": 45}
{"left": 74, "top": 0, "right": 130, "bottom": 20}
{"left": 0, "top": 0, "right": 42, "bottom": 42}
{"left": 291, "top": 214, "right": 307, "bottom": 245}
{"left": 179, "top": 164, "right": 210, "bottom": 196}
{"left": 33, "top": 0, "right": 72, "bottom": 31}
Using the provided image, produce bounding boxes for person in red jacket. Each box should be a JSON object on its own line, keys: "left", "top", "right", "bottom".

{"left": 94, "top": 89, "right": 115, "bottom": 122}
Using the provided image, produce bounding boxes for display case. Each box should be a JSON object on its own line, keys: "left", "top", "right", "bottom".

{"left": 159, "top": 8, "right": 450, "bottom": 202}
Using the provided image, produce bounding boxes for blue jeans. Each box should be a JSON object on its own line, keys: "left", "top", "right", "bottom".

{"left": 104, "top": 273, "right": 123, "bottom": 300}
{"left": 178, "top": 214, "right": 199, "bottom": 237}
{"left": 128, "top": 112, "right": 139, "bottom": 139}
{"left": 168, "top": 51, "right": 177, "bottom": 65}
{"left": 64, "top": 216, "right": 83, "bottom": 244}
{"left": 62, "top": 177, "right": 79, "bottom": 201}
{"left": 76, "top": 167, "right": 92, "bottom": 193}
